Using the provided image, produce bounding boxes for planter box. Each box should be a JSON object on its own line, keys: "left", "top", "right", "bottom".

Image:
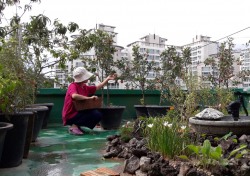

{"left": 73, "top": 98, "right": 102, "bottom": 111}
{"left": 0, "top": 111, "right": 33, "bottom": 168}
{"left": 34, "top": 103, "right": 54, "bottom": 129}
{"left": 25, "top": 105, "right": 49, "bottom": 142}
{"left": 134, "top": 105, "right": 149, "bottom": 118}
{"left": 0, "top": 122, "right": 13, "bottom": 161}
{"left": 146, "top": 105, "right": 171, "bottom": 117}
{"left": 99, "top": 106, "right": 126, "bottom": 130}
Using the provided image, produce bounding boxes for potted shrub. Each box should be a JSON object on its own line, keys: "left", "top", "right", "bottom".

{"left": 0, "top": 64, "right": 14, "bottom": 162}
{"left": 0, "top": 0, "right": 39, "bottom": 162}
{"left": 0, "top": 0, "right": 101, "bottom": 165}
{"left": 20, "top": 16, "right": 80, "bottom": 144}
{"left": 0, "top": 37, "right": 35, "bottom": 167}
{"left": 86, "top": 29, "right": 126, "bottom": 129}
{"left": 146, "top": 46, "right": 191, "bottom": 117}
{"left": 118, "top": 45, "right": 157, "bottom": 118}
{"left": 157, "top": 46, "right": 204, "bottom": 119}
{"left": 22, "top": 15, "right": 81, "bottom": 130}
{"left": 0, "top": 0, "right": 70, "bottom": 165}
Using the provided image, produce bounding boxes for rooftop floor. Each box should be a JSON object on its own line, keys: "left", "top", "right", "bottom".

{"left": 0, "top": 124, "right": 123, "bottom": 176}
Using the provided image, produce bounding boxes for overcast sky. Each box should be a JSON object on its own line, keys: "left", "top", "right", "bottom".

{"left": 5, "top": 0, "right": 250, "bottom": 48}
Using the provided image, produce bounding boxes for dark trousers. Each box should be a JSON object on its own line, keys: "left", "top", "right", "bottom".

{"left": 66, "top": 109, "right": 102, "bottom": 129}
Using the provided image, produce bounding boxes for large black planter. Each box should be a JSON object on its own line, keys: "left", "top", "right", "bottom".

{"left": 25, "top": 105, "right": 48, "bottom": 142}
{"left": 0, "top": 111, "right": 33, "bottom": 168}
{"left": 34, "top": 103, "right": 54, "bottom": 129}
{"left": 0, "top": 122, "right": 13, "bottom": 161}
{"left": 99, "top": 106, "right": 126, "bottom": 130}
{"left": 134, "top": 105, "right": 149, "bottom": 118}
{"left": 146, "top": 105, "right": 171, "bottom": 117}
{"left": 23, "top": 112, "right": 35, "bottom": 159}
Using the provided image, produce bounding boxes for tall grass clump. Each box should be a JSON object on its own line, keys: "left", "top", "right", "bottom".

{"left": 143, "top": 110, "right": 191, "bottom": 159}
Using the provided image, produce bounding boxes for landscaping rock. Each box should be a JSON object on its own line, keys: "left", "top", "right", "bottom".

{"left": 132, "top": 149, "right": 147, "bottom": 158}
{"left": 135, "top": 170, "right": 147, "bottom": 176}
{"left": 195, "top": 108, "right": 224, "bottom": 120}
{"left": 103, "top": 123, "right": 250, "bottom": 176}
{"left": 124, "top": 155, "right": 140, "bottom": 174}
{"left": 186, "top": 168, "right": 207, "bottom": 176}
{"left": 139, "top": 156, "right": 151, "bottom": 172}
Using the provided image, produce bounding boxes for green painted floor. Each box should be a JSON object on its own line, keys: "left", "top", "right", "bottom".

{"left": 0, "top": 124, "right": 122, "bottom": 176}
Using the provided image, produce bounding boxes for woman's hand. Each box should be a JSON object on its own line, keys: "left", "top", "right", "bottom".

{"left": 96, "top": 73, "right": 117, "bottom": 90}
{"left": 90, "top": 95, "right": 98, "bottom": 100}
{"left": 108, "top": 73, "right": 117, "bottom": 80}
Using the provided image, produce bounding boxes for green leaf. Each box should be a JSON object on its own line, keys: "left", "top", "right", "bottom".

{"left": 232, "top": 138, "right": 238, "bottom": 144}
{"left": 221, "top": 132, "right": 232, "bottom": 140}
{"left": 178, "top": 155, "right": 190, "bottom": 161}
{"left": 187, "top": 145, "right": 200, "bottom": 155}
{"left": 209, "top": 146, "right": 222, "bottom": 160}
{"left": 220, "top": 159, "right": 229, "bottom": 166}
{"left": 241, "top": 149, "right": 248, "bottom": 155}
{"left": 235, "top": 153, "right": 243, "bottom": 159}
{"left": 214, "top": 137, "right": 220, "bottom": 142}
{"left": 228, "top": 144, "right": 247, "bottom": 158}
{"left": 201, "top": 140, "right": 211, "bottom": 156}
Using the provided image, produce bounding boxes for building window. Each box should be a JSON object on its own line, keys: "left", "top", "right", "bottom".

{"left": 245, "top": 52, "right": 249, "bottom": 58}
{"left": 108, "top": 83, "right": 119, "bottom": 89}
{"left": 202, "top": 72, "right": 210, "bottom": 76}
{"left": 147, "top": 55, "right": 154, "bottom": 60}
{"left": 155, "top": 56, "right": 160, "bottom": 60}
{"left": 202, "top": 67, "right": 210, "bottom": 71}
{"left": 76, "top": 62, "right": 83, "bottom": 67}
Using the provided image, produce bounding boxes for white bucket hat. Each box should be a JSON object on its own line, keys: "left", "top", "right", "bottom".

{"left": 73, "top": 67, "right": 93, "bottom": 83}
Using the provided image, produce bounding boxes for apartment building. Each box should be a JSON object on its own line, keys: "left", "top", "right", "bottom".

{"left": 182, "top": 35, "right": 246, "bottom": 88}
{"left": 126, "top": 33, "right": 183, "bottom": 80}
{"left": 240, "top": 48, "right": 250, "bottom": 88}
{"left": 182, "top": 35, "right": 219, "bottom": 87}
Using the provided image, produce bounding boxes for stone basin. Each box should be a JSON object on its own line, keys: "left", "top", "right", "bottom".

{"left": 189, "top": 115, "right": 250, "bottom": 135}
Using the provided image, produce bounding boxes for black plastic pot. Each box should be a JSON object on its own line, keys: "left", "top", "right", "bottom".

{"left": 34, "top": 103, "right": 54, "bottom": 129}
{"left": 25, "top": 105, "right": 48, "bottom": 142}
{"left": 99, "top": 106, "right": 126, "bottom": 130}
{"left": 134, "top": 105, "right": 149, "bottom": 118}
{"left": 146, "top": 105, "right": 171, "bottom": 117}
{"left": 0, "top": 122, "right": 13, "bottom": 161}
{"left": 23, "top": 112, "right": 35, "bottom": 159}
{"left": 0, "top": 111, "right": 33, "bottom": 168}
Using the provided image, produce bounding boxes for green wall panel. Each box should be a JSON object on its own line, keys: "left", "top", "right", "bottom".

{"left": 36, "top": 89, "right": 166, "bottom": 124}
{"left": 36, "top": 88, "right": 250, "bottom": 125}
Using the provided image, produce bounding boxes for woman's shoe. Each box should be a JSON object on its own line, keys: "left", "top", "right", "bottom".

{"left": 68, "top": 127, "right": 84, "bottom": 135}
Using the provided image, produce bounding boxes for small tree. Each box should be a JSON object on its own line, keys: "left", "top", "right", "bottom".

{"left": 154, "top": 46, "right": 191, "bottom": 105}
{"left": 159, "top": 46, "right": 199, "bottom": 119}
{"left": 122, "top": 45, "right": 157, "bottom": 105}
{"left": 87, "top": 29, "right": 117, "bottom": 106}
{"left": 0, "top": 0, "right": 95, "bottom": 110}
{"left": 0, "top": 34, "right": 35, "bottom": 113}
{"left": 22, "top": 15, "right": 82, "bottom": 99}
{"left": 203, "top": 38, "right": 235, "bottom": 88}
{"left": 0, "top": 0, "right": 41, "bottom": 112}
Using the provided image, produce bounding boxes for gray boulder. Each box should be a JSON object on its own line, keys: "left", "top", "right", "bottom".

{"left": 195, "top": 108, "right": 224, "bottom": 120}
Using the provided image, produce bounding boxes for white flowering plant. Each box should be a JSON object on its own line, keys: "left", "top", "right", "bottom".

{"left": 143, "top": 113, "right": 191, "bottom": 159}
